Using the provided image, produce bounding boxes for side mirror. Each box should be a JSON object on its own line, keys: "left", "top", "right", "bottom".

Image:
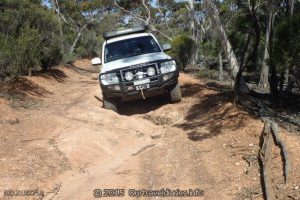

{"left": 162, "top": 44, "right": 172, "bottom": 51}
{"left": 91, "top": 57, "right": 102, "bottom": 66}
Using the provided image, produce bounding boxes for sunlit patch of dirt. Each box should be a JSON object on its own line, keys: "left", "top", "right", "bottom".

{"left": 0, "top": 61, "right": 299, "bottom": 200}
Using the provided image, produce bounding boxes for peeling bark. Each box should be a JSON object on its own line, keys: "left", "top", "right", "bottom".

{"left": 203, "top": 0, "right": 249, "bottom": 93}
{"left": 218, "top": 51, "right": 223, "bottom": 81}
{"left": 259, "top": 11, "right": 274, "bottom": 89}
{"left": 260, "top": 121, "right": 276, "bottom": 200}
{"left": 68, "top": 24, "right": 89, "bottom": 57}
{"left": 188, "top": 0, "right": 197, "bottom": 66}
{"left": 203, "top": 0, "right": 239, "bottom": 79}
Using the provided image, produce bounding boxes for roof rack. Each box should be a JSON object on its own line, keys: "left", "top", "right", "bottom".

{"left": 103, "top": 25, "right": 148, "bottom": 40}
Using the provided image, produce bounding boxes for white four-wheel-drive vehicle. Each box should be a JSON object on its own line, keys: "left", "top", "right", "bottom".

{"left": 92, "top": 26, "right": 181, "bottom": 112}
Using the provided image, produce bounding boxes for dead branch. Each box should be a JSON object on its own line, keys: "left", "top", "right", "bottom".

{"left": 114, "top": 1, "right": 146, "bottom": 22}
{"left": 156, "top": 0, "right": 175, "bottom": 37}
{"left": 259, "top": 120, "right": 276, "bottom": 200}
{"left": 141, "top": 0, "right": 151, "bottom": 24}
{"left": 54, "top": 0, "right": 69, "bottom": 24}
{"left": 252, "top": 96, "right": 291, "bottom": 184}
{"left": 114, "top": 1, "right": 173, "bottom": 41}
{"left": 270, "top": 121, "right": 290, "bottom": 183}
{"left": 131, "top": 144, "right": 155, "bottom": 156}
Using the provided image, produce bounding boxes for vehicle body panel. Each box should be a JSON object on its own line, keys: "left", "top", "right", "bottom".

{"left": 99, "top": 31, "right": 179, "bottom": 102}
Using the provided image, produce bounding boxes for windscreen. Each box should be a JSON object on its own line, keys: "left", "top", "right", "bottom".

{"left": 104, "top": 36, "right": 161, "bottom": 63}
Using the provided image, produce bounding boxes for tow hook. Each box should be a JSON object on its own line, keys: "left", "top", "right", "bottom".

{"left": 140, "top": 89, "right": 146, "bottom": 100}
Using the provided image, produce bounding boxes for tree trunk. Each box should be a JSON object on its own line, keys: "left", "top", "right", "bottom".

{"left": 50, "top": 0, "right": 56, "bottom": 14}
{"left": 58, "top": 17, "right": 64, "bottom": 52}
{"left": 284, "top": 69, "right": 289, "bottom": 84}
{"left": 69, "top": 31, "right": 83, "bottom": 57}
{"left": 68, "top": 24, "right": 89, "bottom": 58}
{"left": 290, "top": 0, "right": 294, "bottom": 15}
{"left": 188, "top": 0, "right": 197, "bottom": 66}
{"left": 28, "top": 68, "right": 32, "bottom": 76}
{"left": 51, "top": 0, "right": 64, "bottom": 53}
{"left": 203, "top": 0, "right": 248, "bottom": 92}
{"left": 258, "top": 12, "right": 274, "bottom": 89}
{"left": 269, "top": 53, "right": 279, "bottom": 96}
{"left": 142, "top": 0, "right": 151, "bottom": 25}
{"left": 279, "top": 72, "right": 285, "bottom": 93}
{"left": 203, "top": 0, "right": 239, "bottom": 79}
{"left": 284, "top": 0, "right": 295, "bottom": 87}
{"left": 218, "top": 51, "right": 223, "bottom": 81}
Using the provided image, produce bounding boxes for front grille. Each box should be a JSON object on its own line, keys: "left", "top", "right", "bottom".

{"left": 120, "top": 63, "right": 160, "bottom": 85}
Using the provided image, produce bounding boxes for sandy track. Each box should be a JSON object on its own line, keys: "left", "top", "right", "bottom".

{"left": 0, "top": 60, "right": 299, "bottom": 200}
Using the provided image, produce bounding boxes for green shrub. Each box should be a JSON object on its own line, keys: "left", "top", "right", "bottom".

{"left": 274, "top": 15, "right": 300, "bottom": 73}
{"left": 75, "top": 30, "right": 100, "bottom": 58}
{"left": 0, "top": 0, "right": 63, "bottom": 78}
{"left": 197, "top": 68, "right": 219, "bottom": 80}
{"left": 0, "top": 26, "right": 42, "bottom": 77}
{"left": 170, "top": 34, "right": 195, "bottom": 71}
{"left": 41, "top": 44, "right": 62, "bottom": 70}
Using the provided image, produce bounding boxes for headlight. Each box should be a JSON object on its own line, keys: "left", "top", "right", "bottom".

{"left": 160, "top": 60, "right": 176, "bottom": 74}
{"left": 100, "top": 73, "right": 119, "bottom": 85}
{"left": 147, "top": 67, "right": 156, "bottom": 76}
{"left": 125, "top": 71, "right": 134, "bottom": 81}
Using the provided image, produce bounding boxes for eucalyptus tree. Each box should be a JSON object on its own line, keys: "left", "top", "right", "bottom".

{"left": 0, "top": 0, "right": 62, "bottom": 78}
{"left": 49, "top": 0, "right": 113, "bottom": 59}
{"left": 114, "top": 0, "right": 173, "bottom": 40}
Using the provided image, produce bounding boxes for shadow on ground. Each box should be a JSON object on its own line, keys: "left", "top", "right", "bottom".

{"left": 118, "top": 94, "right": 170, "bottom": 116}
{"left": 177, "top": 81, "right": 249, "bottom": 141}
{"left": 239, "top": 91, "right": 300, "bottom": 132}
{"left": 0, "top": 77, "right": 53, "bottom": 109}
{"left": 66, "top": 62, "right": 99, "bottom": 74}
{"left": 4, "top": 77, "right": 53, "bottom": 98}
{"left": 33, "top": 69, "right": 68, "bottom": 83}
{"left": 181, "top": 83, "right": 205, "bottom": 97}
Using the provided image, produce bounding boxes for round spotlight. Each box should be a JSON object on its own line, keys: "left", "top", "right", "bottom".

{"left": 125, "top": 71, "right": 133, "bottom": 81}
{"left": 163, "top": 75, "right": 170, "bottom": 81}
{"left": 114, "top": 85, "right": 121, "bottom": 91}
{"left": 147, "top": 67, "right": 156, "bottom": 76}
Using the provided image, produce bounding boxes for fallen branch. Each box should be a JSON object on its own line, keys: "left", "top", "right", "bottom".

{"left": 270, "top": 121, "right": 290, "bottom": 183}
{"left": 259, "top": 120, "right": 276, "bottom": 200}
{"left": 131, "top": 144, "right": 155, "bottom": 156}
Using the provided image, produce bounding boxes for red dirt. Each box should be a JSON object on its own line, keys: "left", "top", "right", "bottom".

{"left": 0, "top": 59, "right": 299, "bottom": 200}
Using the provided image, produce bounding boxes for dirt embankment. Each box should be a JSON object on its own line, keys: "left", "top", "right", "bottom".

{"left": 0, "top": 60, "right": 299, "bottom": 200}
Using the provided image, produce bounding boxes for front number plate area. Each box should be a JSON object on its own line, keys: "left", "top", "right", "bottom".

{"left": 134, "top": 79, "right": 150, "bottom": 90}
{"left": 136, "top": 84, "right": 150, "bottom": 90}
{"left": 133, "top": 79, "right": 150, "bottom": 86}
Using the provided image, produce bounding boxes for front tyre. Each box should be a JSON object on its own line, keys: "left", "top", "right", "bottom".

{"left": 169, "top": 83, "right": 182, "bottom": 103}
{"left": 103, "top": 96, "right": 118, "bottom": 112}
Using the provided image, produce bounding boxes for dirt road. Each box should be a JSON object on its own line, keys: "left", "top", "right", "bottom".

{"left": 0, "top": 60, "right": 299, "bottom": 200}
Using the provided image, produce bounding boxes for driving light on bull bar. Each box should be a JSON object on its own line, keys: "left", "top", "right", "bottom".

{"left": 163, "top": 74, "right": 172, "bottom": 81}
{"left": 100, "top": 73, "right": 119, "bottom": 85}
{"left": 147, "top": 67, "right": 156, "bottom": 76}
{"left": 160, "top": 60, "right": 176, "bottom": 74}
{"left": 125, "top": 71, "right": 134, "bottom": 81}
{"left": 108, "top": 85, "right": 121, "bottom": 91}
{"left": 114, "top": 85, "right": 121, "bottom": 91}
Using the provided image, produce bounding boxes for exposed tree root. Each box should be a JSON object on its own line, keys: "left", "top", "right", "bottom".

{"left": 259, "top": 119, "right": 291, "bottom": 200}
{"left": 270, "top": 121, "right": 290, "bottom": 183}
{"left": 259, "top": 121, "right": 276, "bottom": 200}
